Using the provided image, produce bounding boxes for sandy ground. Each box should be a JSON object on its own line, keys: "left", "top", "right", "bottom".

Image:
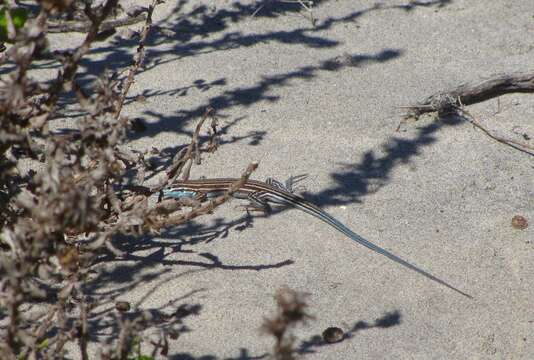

{"left": 42, "top": 0, "right": 534, "bottom": 358}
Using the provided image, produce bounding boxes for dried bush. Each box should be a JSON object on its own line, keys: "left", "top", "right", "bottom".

{"left": 262, "top": 288, "right": 314, "bottom": 360}
{"left": 0, "top": 1, "right": 257, "bottom": 358}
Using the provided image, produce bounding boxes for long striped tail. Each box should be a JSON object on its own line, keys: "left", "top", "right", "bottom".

{"left": 293, "top": 201, "right": 471, "bottom": 298}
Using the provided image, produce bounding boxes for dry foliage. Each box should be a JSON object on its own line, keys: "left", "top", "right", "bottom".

{"left": 262, "top": 288, "right": 314, "bottom": 360}
{"left": 0, "top": 0, "right": 258, "bottom": 358}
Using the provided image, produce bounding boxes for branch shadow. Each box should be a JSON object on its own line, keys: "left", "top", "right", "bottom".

{"left": 169, "top": 348, "right": 268, "bottom": 360}
{"left": 299, "top": 115, "right": 464, "bottom": 208}
{"left": 13, "top": 0, "right": 453, "bottom": 141}
{"left": 143, "top": 48, "right": 403, "bottom": 138}
{"left": 84, "top": 277, "right": 202, "bottom": 341}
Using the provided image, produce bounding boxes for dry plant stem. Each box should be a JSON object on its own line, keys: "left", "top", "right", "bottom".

{"left": 458, "top": 107, "right": 534, "bottom": 156}
{"left": 1, "top": 0, "right": 247, "bottom": 356}
{"left": 184, "top": 108, "right": 211, "bottom": 176}
{"left": 24, "top": 308, "right": 58, "bottom": 359}
{"left": 116, "top": 318, "right": 133, "bottom": 360}
{"left": 155, "top": 162, "right": 259, "bottom": 230}
{"left": 44, "top": 0, "right": 119, "bottom": 115}
{"left": 403, "top": 72, "right": 534, "bottom": 118}
{"left": 0, "top": 11, "right": 44, "bottom": 65}
{"left": 48, "top": 13, "right": 147, "bottom": 33}
{"left": 79, "top": 301, "right": 90, "bottom": 360}
{"left": 160, "top": 106, "right": 215, "bottom": 190}
{"left": 114, "top": 0, "right": 161, "bottom": 119}
{"left": 262, "top": 288, "right": 313, "bottom": 360}
{"left": 54, "top": 290, "right": 71, "bottom": 355}
{"left": 6, "top": 274, "right": 22, "bottom": 356}
{"left": 1, "top": 10, "right": 47, "bottom": 70}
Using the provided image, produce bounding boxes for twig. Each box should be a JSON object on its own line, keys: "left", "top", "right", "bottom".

{"left": 116, "top": 318, "right": 133, "bottom": 360}
{"left": 24, "top": 307, "right": 58, "bottom": 359}
{"left": 457, "top": 106, "right": 534, "bottom": 156}
{"left": 44, "top": 0, "right": 120, "bottom": 119}
{"left": 114, "top": 0, "right": 161, "bottom": 119}
{"left": 160, "top": 106, "right": 215, "bottom": 190}
{"left": 78, "top": 301, "right": 90, "bottom": 360}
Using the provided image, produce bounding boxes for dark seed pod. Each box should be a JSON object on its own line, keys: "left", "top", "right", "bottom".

{"left": 115, "top": 301, "right": 131, "bottom": 312}
{"left": 322, "top": 326, "right": 344, "bottom": 343}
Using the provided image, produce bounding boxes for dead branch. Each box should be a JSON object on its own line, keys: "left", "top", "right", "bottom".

{"left": 114, "top": 0, "right": 162, "bottom": 118}
{"left": 158, "top": 106, "right": 216, "bottom": 190}
{"left": 403, "top": 71, "right": 534, "bottom": 118}
{"left": 399, "top": 72, "right": 534, "bottom": 156}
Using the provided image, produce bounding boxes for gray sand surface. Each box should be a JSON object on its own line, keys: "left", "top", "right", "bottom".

{"left": 47, "top": 0, "right": 534, "bottom": 358}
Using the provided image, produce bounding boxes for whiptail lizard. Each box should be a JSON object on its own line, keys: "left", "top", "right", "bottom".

{"left": 161, "top": 177, "right": 470, "bottom": 298}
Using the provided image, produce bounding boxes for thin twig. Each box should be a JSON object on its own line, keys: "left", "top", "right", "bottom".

{"left": 43, "top": 0, "right": 120, "bottom": 119}
{"left": 78, "top": 301, "right": 90, "bottom": 360}
{"left": 457, "top": 106, "right": 534, "bottom": 156}
{"left": 114, "top": 0, "right": 161, "bottom": 119}
{"left": 162, "top": 106, "right": 215, "bottom": 189}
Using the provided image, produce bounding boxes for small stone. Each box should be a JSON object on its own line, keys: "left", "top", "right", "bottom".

{"left": 511, "top": 215, "right": 528, "bottom": 230}
{"left": 115, "top": 301, "right": 131, "bottom": 312}
{"left": 322, "top": 326, "right": 344, "bottom": 344}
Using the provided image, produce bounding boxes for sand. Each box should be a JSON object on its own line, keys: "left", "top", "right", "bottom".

{"left": 44, "top": 0, "right": 534, "bottom": 358}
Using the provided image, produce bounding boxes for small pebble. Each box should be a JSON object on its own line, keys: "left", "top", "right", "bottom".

{"left": 511, "top": 215, "right": 528, "bottom": 230}
{"left": 115, "top": 301, "right": 131, "bottom": 312}
{"left": 322, "top": 327, "right": 344, "bottom": 344}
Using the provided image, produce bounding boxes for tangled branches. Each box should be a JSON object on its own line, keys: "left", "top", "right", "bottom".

{"left": 0, "top": 0, "right": 258, "bottom": 358}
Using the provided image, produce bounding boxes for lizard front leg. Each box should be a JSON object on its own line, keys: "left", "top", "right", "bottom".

{"left": 235, "top": 191, "right": 273, "bottom": 214}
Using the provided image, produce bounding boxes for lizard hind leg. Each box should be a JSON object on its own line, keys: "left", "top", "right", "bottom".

{"left": 235, "top": 193, "right": 272, "bottom": 215}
